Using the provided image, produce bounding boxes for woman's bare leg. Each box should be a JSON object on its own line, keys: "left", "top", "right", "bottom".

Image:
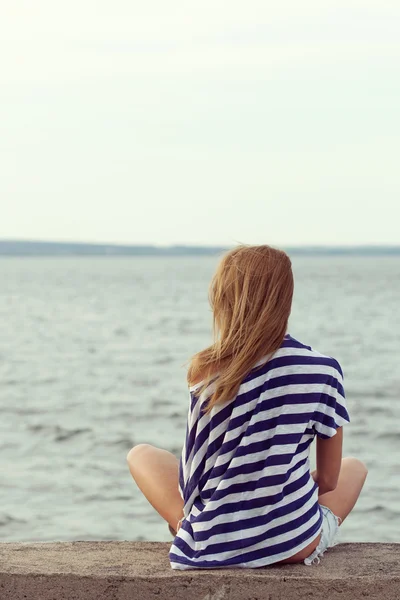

{"left": 280, "top": 456, "right": 367, "bottom": 564}
{"left": 318, "top": 456, "right": 368, "bottom": 523}
{"left": 127, "top": 444, "right": 184, "bottom": 533}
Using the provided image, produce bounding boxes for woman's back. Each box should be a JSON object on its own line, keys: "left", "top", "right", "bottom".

{"left": 169, "top": 334, "right": 349, "bottom": 569}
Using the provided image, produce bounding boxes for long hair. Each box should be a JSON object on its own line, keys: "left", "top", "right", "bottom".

{"left": 188, "top": 244, "right": 294, "bottom": 414}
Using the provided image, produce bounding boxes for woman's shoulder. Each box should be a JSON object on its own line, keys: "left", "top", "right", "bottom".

{"left": 282, "top": 334, "right": 343, "bottom": 369}
{"left": 188, "top": 356, "right": 232, "bottom": 391}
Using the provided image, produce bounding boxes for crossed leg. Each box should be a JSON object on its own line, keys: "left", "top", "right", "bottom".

{"left": 280, "top": 456, "right": 368, "bottom": 563}
{"left": 127, "top": 444, "right": 184, "bottom": 534}
{"left": 318, "top": 456, "right": 368, "bottom": 523}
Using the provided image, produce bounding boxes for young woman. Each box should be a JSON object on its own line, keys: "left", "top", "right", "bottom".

{"left": 127, "top": 245, "right": 367, "bottom": 569}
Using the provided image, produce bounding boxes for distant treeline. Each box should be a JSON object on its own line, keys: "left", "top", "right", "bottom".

{"left": 0, "top": 240, "right": 224, "bottom": 256}
{"left": 0, "top": 240, "right": 399, "bottom": 257}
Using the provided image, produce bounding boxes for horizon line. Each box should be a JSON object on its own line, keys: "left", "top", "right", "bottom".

{"left": 1, "top": 238, "right": 399, "bottom": 249}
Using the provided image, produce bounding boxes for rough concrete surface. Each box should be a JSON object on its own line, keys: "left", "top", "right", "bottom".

{"left": 0, "top": 542, "right": 399, "bottom": 600}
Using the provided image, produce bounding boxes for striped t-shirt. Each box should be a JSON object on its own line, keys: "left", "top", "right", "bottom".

{"left": 169, "top": 334, "right": 350, "bottom": 569}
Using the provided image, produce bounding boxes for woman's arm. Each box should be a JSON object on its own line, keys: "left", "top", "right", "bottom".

{"left": 311, "top": 427, "right": 343, "bottom": 496}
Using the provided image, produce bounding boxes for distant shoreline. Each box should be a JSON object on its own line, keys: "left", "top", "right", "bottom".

{"left": 0, "top": 240, "right": 399, "bottom": 257}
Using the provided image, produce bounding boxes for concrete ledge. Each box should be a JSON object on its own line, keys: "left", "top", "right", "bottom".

{"left": 1, "top": 542, "right": 399, "bottom": 600}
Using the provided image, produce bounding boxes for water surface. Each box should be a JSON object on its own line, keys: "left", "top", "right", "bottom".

{"left": 0, "top": 256, "right": 399, "bottom": 543}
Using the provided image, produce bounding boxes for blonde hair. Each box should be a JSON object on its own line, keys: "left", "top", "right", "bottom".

{"left": 188, "top": 244, "right": 294, "bottom": 413}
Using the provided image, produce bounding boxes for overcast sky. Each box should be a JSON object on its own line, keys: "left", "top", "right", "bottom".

{"left": 1, "top": 1, "right": 399, "bottom": 246}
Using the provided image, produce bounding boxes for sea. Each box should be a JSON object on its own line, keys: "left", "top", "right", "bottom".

{"left": 0, "top": 255, "right": 399, "bottom": 543}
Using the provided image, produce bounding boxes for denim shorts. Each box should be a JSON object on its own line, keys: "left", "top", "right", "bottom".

{"left": 304, "top": 505, "right": 342, "bottom": 565}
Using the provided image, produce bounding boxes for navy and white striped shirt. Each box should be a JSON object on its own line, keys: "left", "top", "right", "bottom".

{"left": 169, "top": 334, "right": 350, "bottom": 569}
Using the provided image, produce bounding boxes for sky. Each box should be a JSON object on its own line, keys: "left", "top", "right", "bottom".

{"left": 1, "top": 1, "right": 399, "bottom": 246}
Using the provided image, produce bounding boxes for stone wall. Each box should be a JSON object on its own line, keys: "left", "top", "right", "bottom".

{"left": 1, "top": 541, "right": 399, "bottom": 599}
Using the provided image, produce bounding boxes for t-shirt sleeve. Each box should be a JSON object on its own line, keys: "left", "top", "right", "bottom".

{"left": 312, "top": 358, "right": 350, "bottom": 439}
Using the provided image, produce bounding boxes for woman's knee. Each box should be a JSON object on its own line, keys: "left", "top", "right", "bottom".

{"left": 126, "top": 443, "right": 154, "bottom": 469}
{"left": 342, "top": 457, "right": 368, "bottom": 482}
